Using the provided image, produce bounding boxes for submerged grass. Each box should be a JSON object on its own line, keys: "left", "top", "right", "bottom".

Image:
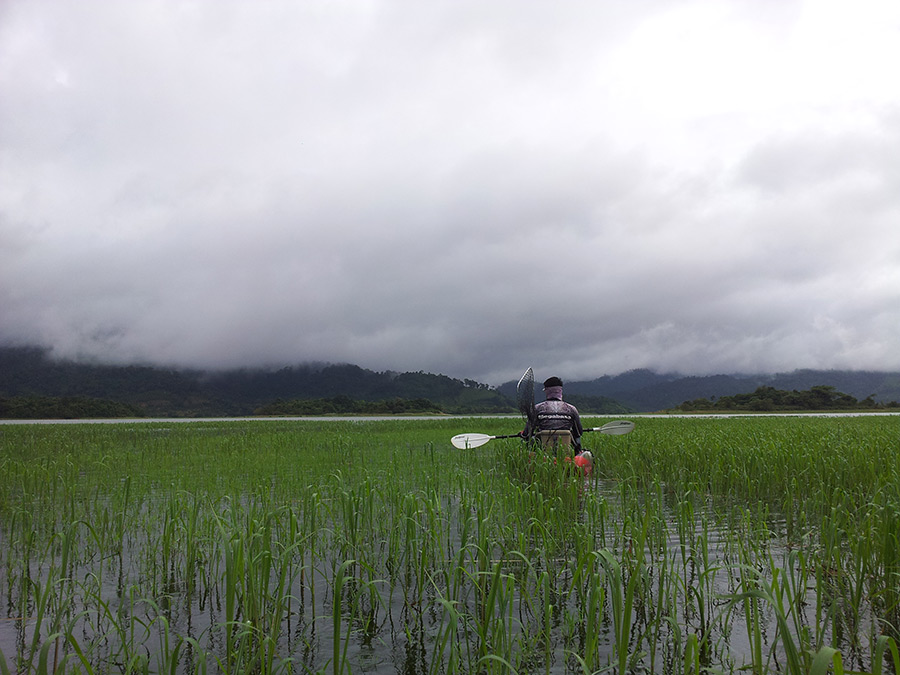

{"left": 0, "top": 415, "right": 899, "bottom": 673}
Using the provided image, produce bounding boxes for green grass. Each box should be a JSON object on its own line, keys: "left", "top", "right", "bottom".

{"left": 0, "top": 416, "right": 899, "bottom": 673}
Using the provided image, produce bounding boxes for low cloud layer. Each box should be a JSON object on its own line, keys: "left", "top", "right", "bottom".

{"left": 2, "top": 0, "right": 899, "bottom": 385}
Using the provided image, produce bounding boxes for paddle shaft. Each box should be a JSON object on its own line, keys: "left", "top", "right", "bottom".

{"left": 451, "top": 420, "right": 634, "bottom": 448}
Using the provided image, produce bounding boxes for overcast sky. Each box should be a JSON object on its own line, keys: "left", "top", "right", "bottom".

{"left": 2, "top": 0, "right": 899, "bottom": 385}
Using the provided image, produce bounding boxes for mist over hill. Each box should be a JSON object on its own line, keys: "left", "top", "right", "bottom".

{"left": 2, "top": 346, "right": 899, "bottom": 417}
{"left": 0, "top": 347, "right": 511, "bottom": 416}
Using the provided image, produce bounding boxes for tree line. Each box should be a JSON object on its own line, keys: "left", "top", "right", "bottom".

{"left": 677, "top": 385, "right": 899, "bottom": 412}
{"left": 254, "top": 396, "right": 444, "bottom": 416}
{"left": 0, "top": 396, "right": 145, "bottom": 419}
{"left": 6, "top": 346, "right": 900, "bottom": 417}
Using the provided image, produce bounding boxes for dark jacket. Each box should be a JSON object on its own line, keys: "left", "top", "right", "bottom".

{"left": 524, "top": 390, "right": 583, "bottom": 449}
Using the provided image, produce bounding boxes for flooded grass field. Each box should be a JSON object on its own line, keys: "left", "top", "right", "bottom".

{"left": 1, "top": 416, "right": 899, "bottom": 674}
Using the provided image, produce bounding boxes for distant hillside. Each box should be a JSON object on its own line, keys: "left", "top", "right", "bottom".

{"left": 676, "top": 385, "right": 898, "bottom": 412}
{"left": 4, "top": 346, "right": 900, "bottom": 416}
{"left": 0, "top": 395, "right": 145, "bottom": 419}
{"left": 497, "top": 368, "right": 900, "bottom": 412}
{"left": 0, "top": 346, "right": 512, "bottom": 416}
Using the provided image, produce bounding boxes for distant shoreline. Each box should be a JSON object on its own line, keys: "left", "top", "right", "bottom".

{"left": 2, "top": 411, "right": 899, "bottom": 425}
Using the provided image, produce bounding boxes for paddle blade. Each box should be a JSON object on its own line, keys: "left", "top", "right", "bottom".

{"left": 451, "top": 433, "right": 493, "bottom": 449}
{"left": 516, "top": 367, "right": 535, "bottom": 422}
{"left": 597, "top": 420, "right": 635, "bottom": 435}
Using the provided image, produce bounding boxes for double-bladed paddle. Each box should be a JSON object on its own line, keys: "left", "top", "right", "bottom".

{"left": 450, "top": 419, "right": 634, "bottom": 449}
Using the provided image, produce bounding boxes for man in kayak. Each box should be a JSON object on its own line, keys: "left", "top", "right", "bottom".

{"left": 521, "top": 376, "right": 585, "bottom": 452}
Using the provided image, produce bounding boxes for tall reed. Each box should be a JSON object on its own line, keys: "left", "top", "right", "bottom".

{"left": 1, "top": 415, "right": 899, "bottom": 673}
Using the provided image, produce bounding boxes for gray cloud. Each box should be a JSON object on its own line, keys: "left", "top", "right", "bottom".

{"left": 2, "top": 0, "right": 900, "bottom": 385}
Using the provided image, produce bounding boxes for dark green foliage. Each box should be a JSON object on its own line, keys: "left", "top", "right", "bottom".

{"left": 500, "top": 368, "right": 900, "bottom": 411}
{"left": 0, "top": 346, "right": 207, "bottom": 414}
{"left": 254, "top": 396, "right": 444, "bottom": 416}
{"left": 676, "top": 384, "right": 899, "bottom": 412}
{"left": 564, "top": 393, "right": 632, "bottom": 414}
{"left": 0, "top": 395, "right": 144, "bottom": 419}
{"left": 5, "top": 346, "right": 900, "bottom": 417}
{"left": 0, "top": 346, "right": 514, "bottom": 416}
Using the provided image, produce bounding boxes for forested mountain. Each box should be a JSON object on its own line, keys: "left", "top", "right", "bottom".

{"left": 499, "top": 368, "right": 900, "bottom": 412}
{"left": 676, "top": 385, "right": 898, "bottom": 412}
{"left": 0, "top": 395, "right": 145, "bottom": 419}
{"left": 0, "top": 347, "right": 513, "bottom": 416}
{"left": 3, "top": 346, "right": 899, "bottom": 417}
{"left": 499, "top": 370, "right": 900, "bottom": 412}
{"left": 0, "top": 347, "right": 628, "bottom": 417}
